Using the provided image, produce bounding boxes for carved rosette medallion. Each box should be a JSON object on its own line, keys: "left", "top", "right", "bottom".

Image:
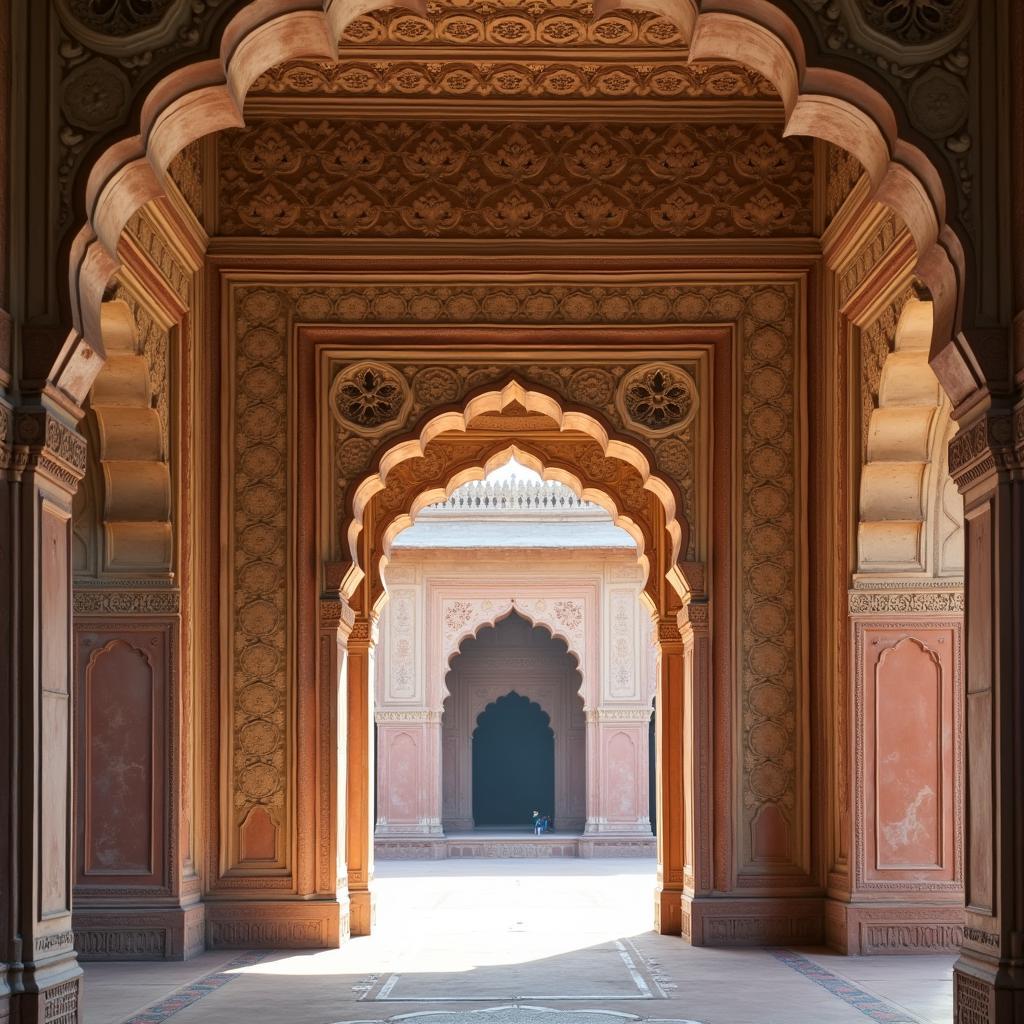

{"left": 329, "top": 361, "right": 413, "bottom": 436}
{"left": 616, "top": 363, "right": 697, "bottom": 437}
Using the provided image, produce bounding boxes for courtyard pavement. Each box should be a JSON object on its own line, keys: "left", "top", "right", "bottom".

{"left": 81, "top": 859, "right": 953, "bottom": 1024}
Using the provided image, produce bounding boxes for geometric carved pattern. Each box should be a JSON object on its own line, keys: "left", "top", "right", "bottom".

{"left": 217, "top": 120, "right": 814, "bottom": 239}
{"left": 230, "top": 280, "right": 799, "bottom": 860}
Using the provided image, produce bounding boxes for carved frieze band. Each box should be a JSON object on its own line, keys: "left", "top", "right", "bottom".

{"left": 848, "top": 588, "right": 964, "bottom": 615}
{"left": 73, "top": 588, "right": 180, "bottom": 615}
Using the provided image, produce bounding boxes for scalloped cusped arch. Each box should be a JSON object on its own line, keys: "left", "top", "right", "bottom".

{"left": 62, "top": 0, "right": 971, "bottom": 410}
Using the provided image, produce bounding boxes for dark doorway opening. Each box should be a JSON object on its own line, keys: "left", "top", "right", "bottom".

{"left": 472, "top": 691, "right": 554, "bottom": 827}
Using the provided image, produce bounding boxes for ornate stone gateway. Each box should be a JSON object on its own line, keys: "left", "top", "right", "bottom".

{"left": 15, "top": 0, "right": 1024, "bottom": 1021}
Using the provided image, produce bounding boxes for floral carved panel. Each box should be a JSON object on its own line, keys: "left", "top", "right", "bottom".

{"left": 217, "top": 120, "right": 814, "bottom": 240}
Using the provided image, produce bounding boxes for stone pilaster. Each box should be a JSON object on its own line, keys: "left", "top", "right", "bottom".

{"left": 1, "top": 402, "right": 87, "bottom": 1023}
{"left": 948, "top": 409, "right": 1024, "bottom": 1021}
{"left": 320, "top": 597, "right": 354, "bottom": 941}
{"left": 346, "top": 613, "right": 377, "bottom": 936}
{"left": 653, "top": 611, "right": 690, "bottom": 937}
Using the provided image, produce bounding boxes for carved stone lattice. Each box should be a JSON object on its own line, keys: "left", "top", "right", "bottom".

{"left": 617, "top": 363, "right": 697, "bottom": 436}
{"left": 217, "top": 120, "right": 814, "bottom": 239}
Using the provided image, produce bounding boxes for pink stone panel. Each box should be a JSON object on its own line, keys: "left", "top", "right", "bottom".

{"left": 75, "top": 624, "right": 169, "bottom": 891}
{"left": 605, "top": 731, "right": 638, "bottom": 821}
{"left": 751, "top": 803, "right": 791, "bottom": 864}
{"left": 84, "top": 641, "right": 154, "bottom": 873}
{"left": 875, "top": 639, "right": 941, "bottom": 869}
{"left": 861, "top": 626, "right": 958, "bottom": 885}
{"left": 382, "top": 729, "right": 421, "bottom": 824}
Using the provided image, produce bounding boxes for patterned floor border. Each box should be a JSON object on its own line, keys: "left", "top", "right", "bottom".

{"left": 768, "top": 949, "right": 922, "bottom": 1024}
{"left": 118, "top": 950, "right": 270, "bottom": 1024}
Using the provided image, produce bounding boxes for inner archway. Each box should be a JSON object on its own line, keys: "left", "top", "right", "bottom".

{"left": 473, "top": 692, "right": 555, "bottom": 829}
{"left": 443, "top": 611, "right": 586, "bottom": 833}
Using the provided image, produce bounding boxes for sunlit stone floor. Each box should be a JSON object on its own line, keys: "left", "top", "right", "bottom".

{"left": 82, "top": 860, "right": 953, "bottom": 1024}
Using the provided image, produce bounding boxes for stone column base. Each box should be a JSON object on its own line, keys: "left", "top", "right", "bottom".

{"left": 825, "top": 899, "right": 964, "bottom": 954}
{"left": 205, "top": 899, "right": 347, "bottom": 948}
{"left": 654, "top": 885, "right": 683, "bottom": 936}
{"left": 349, "top": 889, "right": 375, "bottom": 937}
{"left": 73, "top": 903, "right": 206, "bottom": 961}
{"left": 683, "top": 895, "right": 824, "bottom": 946}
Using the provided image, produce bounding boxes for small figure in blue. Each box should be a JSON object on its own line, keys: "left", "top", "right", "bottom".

{"left": 531, "top": 810, "right": 553, "bottom": 835}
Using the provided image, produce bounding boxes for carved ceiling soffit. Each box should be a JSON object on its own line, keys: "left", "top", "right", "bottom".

{"left": 217, "top": 119, "right": 814, "bottom": 241}
{"left": 73, "top": 586, "right": 181, "bottom": 615}
{"left": 797, "top": 0, "right": 975, "bottom": 220}
{"left": 245, "top": 59, "right": 778, "bottom": 109}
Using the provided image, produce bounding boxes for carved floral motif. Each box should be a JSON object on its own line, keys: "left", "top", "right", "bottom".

{"left": 218, "top": 120, "right": 814, "bottom": 240}
{"left": 249, "top": 59, "right": 777, "bottom": 102}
